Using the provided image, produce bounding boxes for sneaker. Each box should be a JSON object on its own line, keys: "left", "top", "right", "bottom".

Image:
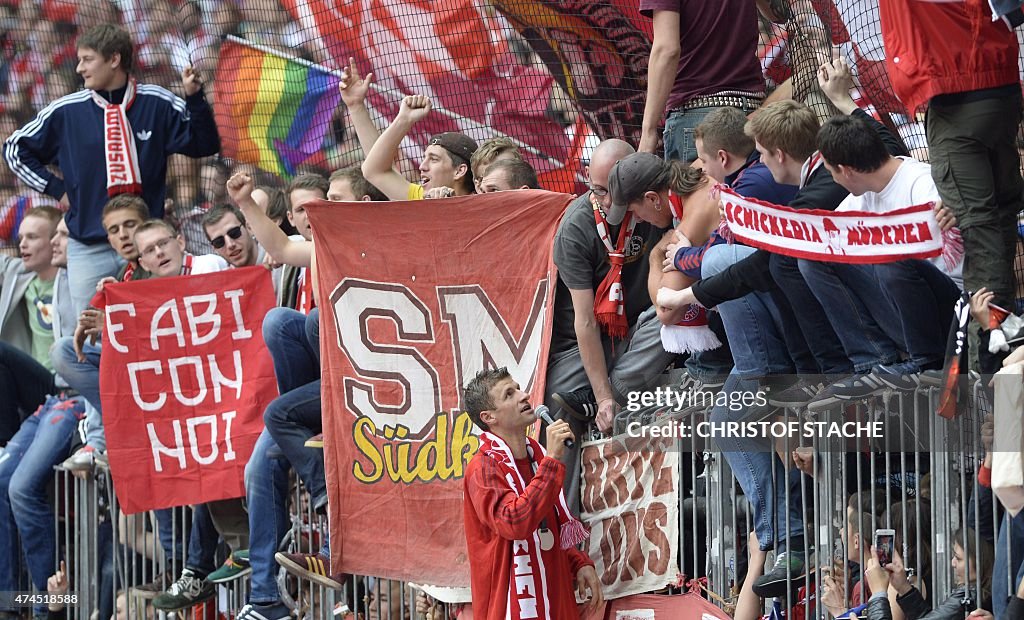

{"left": 743, "top": 377, "right": 802, "bottom": 421}
{"left": 551, "top": 388, "right": 598, "bottom": 423}
{"left": 275, "top": 551, "right": 344, "bottom": 589}
{"left": 152, "top": 568, "right": 215, "bottom": 610}
{"left": 768, "top": 379, "right": 826, "bottom": 408}
{"left": 808, "top": 374, "right": 886, "bottom": 409}
{"left": 874, "top": 361, "right": 922, "bottom": 391}
{"left": 237, "top": 601, "right": 291, "bottom": 620}
{"left": 130, "top": 571, "right": 173, "bottom": 599}
{"left": 752, "top": 549, "right": 805, "bottom": 598}
{"left": 208, "top": 552, "right": 252, "bottom": 583}
{"left": 62, "top": 445, "right": 100, "bottom": 471}
{"left": 304, "top": 433, "right": 324, "bottom": 448}
{"left": 235, "top": 548, "right": 249, "bottom": 563}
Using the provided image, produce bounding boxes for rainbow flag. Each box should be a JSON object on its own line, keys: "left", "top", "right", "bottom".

{"left": 214, "top": 38, "right": 341, "bottom": 177}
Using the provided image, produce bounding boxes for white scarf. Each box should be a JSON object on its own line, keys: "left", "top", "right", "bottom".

{"left": 92, "top": 77, "right": 143, "bottom": 197}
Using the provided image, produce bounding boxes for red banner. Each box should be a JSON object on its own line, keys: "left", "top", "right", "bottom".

{"left": 307, "top": 190, "right": 571, "bottom": 586}
{"left": 98, "top": 267, "right": 278, "bottom": 514}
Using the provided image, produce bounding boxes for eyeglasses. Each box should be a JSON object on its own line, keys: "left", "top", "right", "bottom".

{"left": 209, "top": 225, "right": 244, "bottom": 249}
{"left": 140, "top": 237, "right": 176, "bottom": 258}
{"left": 588, "top": 184, "right": 609, "bottom": 197}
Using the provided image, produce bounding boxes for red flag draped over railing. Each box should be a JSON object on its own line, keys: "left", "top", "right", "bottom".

{"left": 307, "top": 190, "right": 570, "bottom": 585}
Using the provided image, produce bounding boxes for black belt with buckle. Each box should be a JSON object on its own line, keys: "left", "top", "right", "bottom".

{"left": 676, "top": 93, "right": 765, "bottom": 113}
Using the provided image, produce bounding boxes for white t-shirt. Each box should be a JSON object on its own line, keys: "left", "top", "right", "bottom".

{"left": 188, "top": 253, "right": 230, "bottom": 275}
{"left": 836, "top": 157, "right": 964, "bottom": 289}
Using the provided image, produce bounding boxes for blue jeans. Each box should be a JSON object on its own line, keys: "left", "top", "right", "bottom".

{"left": 798, "top": 261, "right": 901, "bottom": 373}
{"left": 245, "top": 429, "right": 291, "bottom": 603}
{"left": 684, "top": 311, "right": 734, "bottom": 382}
{"left": 0, "top": 395, "right": 83, "bottom": 599}
{"left": 769, "top": 254, "right": 853, "bottom": 375}
{"left": 0, "top": 341, "right": 56, "bottom": 444}
{"left": 711, "top": 372, "right": 805, "bottom": 550}
{"left": 186, "top": 503, "right": 219, "bottom": 575}
{"left": 874, "top": 260, "right": 960, "bottom": 370}
{"left": 264, "top": 381, "right": 325, "bottom": 506}
{"left": 994, "top": 510, "right": 1024, "bottom": 619}
{"left": 51, "top": 337, "right": 105, "bottom": 450}
{"left": 702, "top": 244, "right": 793, "bottom": 379}
{"left": 664, "top": 104, "right": 757, "bottom": 164}
{"left": 263, "top": 307, "right": 320, "bottom": 393}
{"left": 154, "top": 508, "right": 188, "bottom": 570}
{"left": 66, "top": 238, "right": 124, "bottom": 316}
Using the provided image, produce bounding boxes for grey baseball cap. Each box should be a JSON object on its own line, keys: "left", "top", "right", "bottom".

{"left": 606, "top": 152, "right": 666, "bottom": 225}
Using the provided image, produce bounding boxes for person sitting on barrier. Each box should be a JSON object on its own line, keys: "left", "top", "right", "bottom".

{"left": 477, "top": 158, "right": 540, "bottom": 193}
{"left": 544, "top": 138, "right": 675, "bottom": 513}
{"left": 0, "top": 212, "right": 83, "bottom": 620}
{"left": 462, "top": 367, "right": 602, "bottom": 619}
{"left": 798, "top": 58, "right": 962, "bottom": 401}
{"left": 362, "top": 95, "right": 478, "bottom": 201}
{"left": 0, "top": 206, "right": 73, "bottom": 444}
{"left": 52, "top": 220, "right": 228, "bottom": 604}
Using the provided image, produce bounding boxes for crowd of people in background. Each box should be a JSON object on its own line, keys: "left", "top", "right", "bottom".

{"left": 0, "top": 0, "right": 1023, "bottom": 619}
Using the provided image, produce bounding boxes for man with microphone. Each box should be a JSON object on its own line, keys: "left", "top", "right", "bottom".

{"left": 462, "top": 367, "right": 603, "bottom": 619}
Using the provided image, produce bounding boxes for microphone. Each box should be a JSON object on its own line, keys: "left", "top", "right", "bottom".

{"left": 535, "top": 405, "right": 574, "bottom": 449}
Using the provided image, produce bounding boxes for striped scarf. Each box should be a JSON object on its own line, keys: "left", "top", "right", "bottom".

{"left": 92, "top": 77, "right": 143, "bottom": 197}
{"left": 593, "top": 195, "right": 636, "bottom": 339}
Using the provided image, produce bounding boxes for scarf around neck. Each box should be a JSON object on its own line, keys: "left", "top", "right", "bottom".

{"left": 92, "top": 77, "right": 142, "bottom": 197}
{"left": 478, "top": 431, "right": 589, "bottom": 620}
{"left": 593, "top": 195, "right": 637, "bottom": 339}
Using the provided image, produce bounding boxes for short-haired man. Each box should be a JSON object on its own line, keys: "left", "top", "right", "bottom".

{"left": 471, "top": 136, "right": 523, "bottom": 189}
{"left": 361, "top": 95, "right": 478, "bottom": 200}
{"left": 0, "top": 210, "right": 83, "bottom": 617}
{"left": 478, "top": 159, "right": 539, "bottom": 193}
{"left": 4, "top": 24, "right": 220, "bottom": 314}
{"left": 327, "top": 166, "right": 388, "bottom": 202}
{"left": 202, "top": 204, "right": 260, "bottom": 269}
{"left": 546, "top": 139, "right": 675, "bottom": 513}
{"left": 638, "top": 0, "right": 764, "bottom": 160}
{"left": 812, "top": 59, "right": 962, "bottom": 392}
{"left": 462, "top": 367, "right": 601, "bottom": 619}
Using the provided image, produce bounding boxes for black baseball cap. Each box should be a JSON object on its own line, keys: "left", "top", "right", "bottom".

{"left": 606, "top": 152, "right": 667, "bottom": 225}
{"left": 429, "top": 132, "right": 478, "bottom": 163}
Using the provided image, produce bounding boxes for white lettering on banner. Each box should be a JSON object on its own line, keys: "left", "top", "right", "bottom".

{"left": 147, "top": 410, "right": 238, "bottom": 472}
{"left": 128, "top": 352, "right": 243, "bottom": 410}
{"left": 437, "top": 283, "right": 547, "bottom": 406}
{"left": 105, "top": 303, "right": 136, "bottom": 353}
{"left": 129, "top": 360, "right": 166, "bottom": 411}
{"left": 223, "top": 289, "right": 253, "bottom": 340}
{"left": 183, "top": 294, "right": 221, "bottom": 346}
{"left": 581, "top": 436, "right": 679, "bottom": 599}
{"left": 151, "top": 300, "right": 186, "bottom": 350}
{"left": 332, "top": 281, "right": 441, "bottom": 438}
{"left": 146, "top": 291, "right": 255, "bottom": 351}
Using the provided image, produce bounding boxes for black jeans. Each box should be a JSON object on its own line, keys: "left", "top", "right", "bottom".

{"left": 0, "top": 342, "right": 56, "bottom": 444}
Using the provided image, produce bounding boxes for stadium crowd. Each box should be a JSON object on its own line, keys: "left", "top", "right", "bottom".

{"left": 1, "top": 0, "right": 1024, "bottom": 619}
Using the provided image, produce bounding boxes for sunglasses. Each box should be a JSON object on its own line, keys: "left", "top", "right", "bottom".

{"left": 210, "top": 225, "right": 244, "bottom": 249}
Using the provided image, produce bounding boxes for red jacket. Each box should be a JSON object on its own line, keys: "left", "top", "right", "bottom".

{"left": 878, "top": 0, "right": 1020, "bottom": 114}
{"left": 463, "top": 453, "right": 593, "bottom": 620}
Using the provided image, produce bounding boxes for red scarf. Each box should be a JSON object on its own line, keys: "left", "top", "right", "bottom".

{"left": 478, "top": 432, "right": 589, "bottom": 620}
{"left": 593, "top": 196, "right": 637, "bottom": 339}
{"left": 121, "top": 262, "right": 135, "bottom": 282}
{"left": 662, "top": 191, "right": 721, "bottom": 354}
{"left": 180, "top": 254, "right": 194, "bottom": 276}
{"left": 92, "top": 77, "right": 142, "bottom": 197}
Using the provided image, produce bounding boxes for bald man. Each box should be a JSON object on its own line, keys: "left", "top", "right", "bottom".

{"left": 545, "top": 139, "right": 675, "bottom": 512}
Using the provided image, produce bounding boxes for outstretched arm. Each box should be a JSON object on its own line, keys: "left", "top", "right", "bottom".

{"left": 226, "top": 173, "right": 312, "bottom": 268}
{"left": 639, "top": 9, "right": 680, "bottom": 153}
{"left": 339, "top": 57, "right": 381, "bottom": 158}
{"left": 361, "top": 95, "right": 431, "bottom": 200}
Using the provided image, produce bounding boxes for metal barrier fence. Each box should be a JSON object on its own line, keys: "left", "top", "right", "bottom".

{"left": 32, "top": 378, "right": 1003, "bottom": 619}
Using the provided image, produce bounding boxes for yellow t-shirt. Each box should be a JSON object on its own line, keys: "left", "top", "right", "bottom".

{"left": 407, "top": 183, "right": 424, "bottom": 200}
